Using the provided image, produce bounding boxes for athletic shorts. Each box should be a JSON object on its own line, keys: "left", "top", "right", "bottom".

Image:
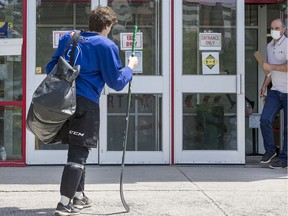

{"left": 60, "top": 95, "right": 99, "bottom": 148}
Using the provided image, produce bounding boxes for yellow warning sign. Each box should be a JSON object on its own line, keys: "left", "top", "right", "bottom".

{"left": 203, "top": 54, "right": 218, "bottom": 69}
{"left": 202, "top": 52, "right": 219, "bottom": 74}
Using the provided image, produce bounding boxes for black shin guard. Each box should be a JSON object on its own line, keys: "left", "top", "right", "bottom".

{"left": 60, "top": 163, "right": 84, "bottom": 199}
{"left": 76, "top": 166, "right": 85, "bottom": 192}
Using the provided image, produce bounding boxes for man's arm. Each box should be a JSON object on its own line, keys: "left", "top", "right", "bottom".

{"left": 263, "top": 62, "right": 288, "bottom": 72}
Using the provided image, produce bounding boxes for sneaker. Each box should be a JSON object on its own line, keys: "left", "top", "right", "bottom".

{"left": 73, "top": 194, "right": 93, "bottom": 209}
{"left": 260, "top": 152, "right": 277, "bottom": 164}
{"left": 269, "top": 160, "right": 288, "bottom": 169}
{"left": 54, "top": 202, "right": 80, "bottom": 216}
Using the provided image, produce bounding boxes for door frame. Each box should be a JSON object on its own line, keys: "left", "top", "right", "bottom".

{"left": 173, "top": 0, "right": 246, "bottom": 164}
{"left": 99, "top": 0, "right": 171, "bottom": 164}
{"left": 0, "top": 0, "right": 26, "bottom": 166}
{"left": 26, "top": 0, "right": 99, "bottom": 165}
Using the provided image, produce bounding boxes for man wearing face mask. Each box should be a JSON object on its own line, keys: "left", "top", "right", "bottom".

{"left": 259, "top": 18, "right": 287, "bottom": 169}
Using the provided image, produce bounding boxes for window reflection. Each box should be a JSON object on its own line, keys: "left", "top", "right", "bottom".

{"left": 0, "top": 0, "right": 23, "bottom": 102}
{"left": 0, "top": 55, "right": 22, "bottom": 101}
{"left": 245, "top": 5, "right": 258, "bottom": 27}
{"left": 183, "top": 93, "right": 237, "bottom": 150}
{"left": 109, "top": 0, "right": 162, "bottom": 75}
{"left": 0, "top": 0, "right": 23, "bottom": 38}
{"left": 182, "top": 0, "right": 237, "bottom": 75}
{"left": 108, "top": 94, "right": 162, "bottom": 151}
{"left": 36, "top": 0, "right": 90, "bottom": 74}
{"left": 0, "top": 106, "right": 22, "bottom": 161}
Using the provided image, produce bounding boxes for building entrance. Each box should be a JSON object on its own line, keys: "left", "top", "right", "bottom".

{"left": 23, "top": 0, "right": 286, "bottom": 165}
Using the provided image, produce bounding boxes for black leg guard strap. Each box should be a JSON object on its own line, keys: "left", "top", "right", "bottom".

{"left": 60, "top": 162, "right": 84, "bottom": 199}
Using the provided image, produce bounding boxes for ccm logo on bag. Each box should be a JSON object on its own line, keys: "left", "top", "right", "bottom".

{"left": 69, "top": 130, "right": 85, "bottom": 136}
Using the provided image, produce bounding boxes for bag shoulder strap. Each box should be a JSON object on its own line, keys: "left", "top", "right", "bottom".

{"left": 62, "top": 31, "right": 81, "bottom": 66}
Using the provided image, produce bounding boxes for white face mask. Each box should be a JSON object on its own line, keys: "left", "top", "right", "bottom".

{"left": 271, "top": 30, "right": 281, "bottom": 40}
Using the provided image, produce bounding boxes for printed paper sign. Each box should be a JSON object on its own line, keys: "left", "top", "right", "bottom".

{"left": 199, "top": 33, "right": 221, "bottom": 50}
{"left": 53, "top": 31, "right": 69, "bottom": 48}
{"left": 125, "top": 51, "right": 142, "bottom": 73}
{"left": 120, "top": 32, "right": 143, "bottom": 50}
{"left": 202, "top": 52, "right": 219, "bottom": 75}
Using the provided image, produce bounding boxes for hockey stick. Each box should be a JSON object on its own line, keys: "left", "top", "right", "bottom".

{"left": 120, "top": 25, "right": 138, "bottom": 213}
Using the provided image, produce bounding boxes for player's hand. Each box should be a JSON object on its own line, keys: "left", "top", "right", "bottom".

{"left": 128, "top": 56, "right": 138, "bottom": 70}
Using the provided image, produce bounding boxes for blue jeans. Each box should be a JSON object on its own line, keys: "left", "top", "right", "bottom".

{"left": 260, "top": 90, "right": 287, "bottom": 164}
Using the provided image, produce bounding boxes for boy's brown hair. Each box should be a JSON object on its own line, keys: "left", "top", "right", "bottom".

{"left": 89, "top": 5, "right": 118, "bottom": 32}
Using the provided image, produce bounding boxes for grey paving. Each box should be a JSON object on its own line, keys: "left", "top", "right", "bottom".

{"left": 0, "top": 161, "right": 287, "bottom": 216}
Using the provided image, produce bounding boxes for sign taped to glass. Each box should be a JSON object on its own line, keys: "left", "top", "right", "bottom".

{"left": 120, "top": 32, "right": 143, "bottom": 50}
{"left": 199, "top": 33, "right": 222, "bottom": 51}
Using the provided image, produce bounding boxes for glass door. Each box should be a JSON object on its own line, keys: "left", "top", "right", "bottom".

{"left": 99, "top": 0, "right": 170, "bottom": 164}
{"left": 26, "top": 0, "right": 98, "bottom": 164}
{"left": 0, "top": 0, "right": 24, "bottom": 164}
{"left": 174, "top": 0, "right": 245, "bottom": 164}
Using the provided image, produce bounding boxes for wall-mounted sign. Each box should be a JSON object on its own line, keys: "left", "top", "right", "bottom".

{"left": 120, "top": 32, "right": 143, "bottom": 50}
{"left": 199, "top": 33, "right": 221, "bottom": 50}
{"left": 52, "top": 30, "right": 69, "bottom": 48}
{"left": 202, "top": 52, "right": 219, "bottom": 75}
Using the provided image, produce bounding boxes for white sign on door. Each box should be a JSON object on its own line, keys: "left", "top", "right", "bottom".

{"left": 125, "top": 51, "right": 142, "bottom": 73}
{"left": 199, "top": 33, "right": 221, "bottom": 51}
{"left": 53, "top": 31, "right": 69, "bottom": 48}
{"left": 202, "top": 52, "right": 219, "bottom": 75}
{"left": 120, "top": 32, "right": 143, "bottom": 50}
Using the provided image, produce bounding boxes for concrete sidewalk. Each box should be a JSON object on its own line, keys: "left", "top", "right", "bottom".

{"left": 0, "top": 163, "right": 287, "bottom": 216}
